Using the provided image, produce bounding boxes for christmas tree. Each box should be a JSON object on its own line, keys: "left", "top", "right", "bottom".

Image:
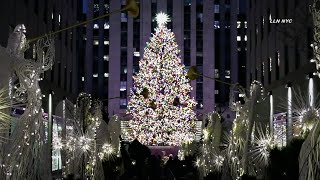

{"left": 127, "top": 12, "right": 197, "bottom": 146}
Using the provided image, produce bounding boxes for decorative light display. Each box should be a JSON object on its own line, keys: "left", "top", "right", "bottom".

{"left": 127, "top": 12, "right": 197, "bottom": 146}
{"left": 279, "top": 88, "right": 320, "bottom": 137}
{"left": 98, "top": 143, "right": 115, "bottom": 160}
{"left": 177, "top": 149, "right": 185, "bottom": 161}
{"left": 0, "top": 25, "right": 54, "bottom": 179}
{"left": 0, "top": 88, "right": 11, "bottom": 133}
{"left": 196, "top": 112, "right": 224, "bottom": 177}
{"left": 63, "top": 94, "right": 106, "bottom": 179}
{"left": 299, "top": 1, "right": 320, "bottom": 178}
{"left": 310, "top": 0, "right": 320, "bottom": 78}
{"left": 273, "top": 113, "right": 287, "bottom": 148}
{"left": 250, "top": 125, "right": 274, "bottom": 167}
{"left": 52, "top": 127, "right": 63, "bottom": 150}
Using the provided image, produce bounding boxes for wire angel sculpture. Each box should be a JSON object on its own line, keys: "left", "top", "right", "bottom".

{"left": 222, "top": 81, "right": 266, "bottom": 179}
{"left": 0, "top": 24, "right": 54, "bottom": 179}
{"left": 196, "top": 112, "right": 224, "bottom": 177}
{"left": 63, "top": 93, "right": 116, "bottom": 179}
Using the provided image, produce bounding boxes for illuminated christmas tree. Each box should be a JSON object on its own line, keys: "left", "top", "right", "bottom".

{"left": 127, "top": 12, "right": 197, "bottom": 146}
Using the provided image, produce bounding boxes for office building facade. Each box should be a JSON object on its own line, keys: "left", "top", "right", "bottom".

{"left": 0, "top": 0, "right": 82, "bottom": 109}
{"left": 246, "top": 0, "right": 318, "bottom": 98}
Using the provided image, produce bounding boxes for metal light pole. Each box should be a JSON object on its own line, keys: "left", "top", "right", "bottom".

{"left": 48, "top": 90, "right": 53, "bottom": 173}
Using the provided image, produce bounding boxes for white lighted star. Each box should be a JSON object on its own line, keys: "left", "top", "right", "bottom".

{"left": 155, "top": 12, "right": 169, "bottom": 26}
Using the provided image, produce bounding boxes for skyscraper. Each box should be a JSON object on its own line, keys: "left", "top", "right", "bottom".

{"left": 246, "top": 0, "right": 318, "bottom": 100}
{"left": 0, "top": 0, "right": 82, "bottom": 109}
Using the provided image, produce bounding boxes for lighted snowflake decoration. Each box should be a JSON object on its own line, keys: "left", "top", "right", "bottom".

{"left": 98, "top": 143, "right": 115, "bottom": 160}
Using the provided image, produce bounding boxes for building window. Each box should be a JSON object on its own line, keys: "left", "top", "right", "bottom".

{"left": 215, "top": 90, "right": 219, "bottom": 94}
{"left": 267, "top": 9, "right": 271, "bottom": 33}
{"left": 121, "top": 13, "right": 128, "bottom": 22}
{"left": 214, "top": 5, "right": 220, "bottom": 13}
{"left": 269, "top": 57, "right": 272, "bottom": 72}
{"left": 120, "top": 81, "right": 127, "bottom": 91}
{"left": 103, "top": 55, "right": 109, "bottom": 61}
{"left": 295, "top": 41, "right": 300, "bottom": 69}
{"left": 237, "top": 21, "right": 241, "bottom": 28}
{"left": 276, "top": 51, "right": 280, "bottom": 80}
{"left": 237, "top": 36, "right": 241, "bottom": 41}
{"left": 120, "top": 99, "right": 127, "bottom": 109}
{"left": 134, "top": 52, "right": 140, "bottom": 57}
{"left": 285, "top": 46, "right": 289, "bottom": 74}
{"left": 225, "top": 70, "right": 231, "bottom": 79}
{"left": 104, "top": 22, "right": 110, "bottom": 29}
{"left": 215, "top": 69, "right": 219, "bottom": 78}
{"left": 214, "top": 21, "right": 220, "bottom": 29}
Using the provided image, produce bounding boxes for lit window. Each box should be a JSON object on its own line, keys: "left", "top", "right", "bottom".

{"left": 239, "top": 93, "right": 245, "bottom": 97}
{"left": 120, "top": 81, "right": 127, "bottom": 91}
{"left": 244, "top": 21, "right": 247, "bottom": 28}
{"left": 104, "top": 73, "right": 109, "bottom": 77}
{"left": 237, "top": 21, "right": 241, "bottom": 28}
{"left": 214, "top": 21, "right": 220, "bottom": 29}
{"left": 215, "top": 90, "right": 219, "bottom": 94}
{"left": 237, "top": 47, "right": 241, "bottom": 51}
{"left": 104, "top": 23, "right": 110, "bottom": 29}
{"left": 94, "top": 4, "right": 99, "bottom": 12}
{"left": 82, "top": 77, "right": 84, "bottom": 81}
{"left": 93, "top": 40, "right": 99, "bottom": 45}
{"left": 269, "top": 57, "right": 272, "bottom": 71}
{"left": 120, "top": 99, "right": 127, "bottom": 105}
{"left": 214, "top": 5, "right": 220, "bottom": 13}
{"left": 215, "top": 69, "right": 219, "bottom": 78}
{"left": 32, "top": 44, "right": 36, "bottom": 59}
{"left": 226, "top": 70, "right": 231, "bottom": 78}
{"left": 277, "top": 51, "right": 280, "bottom": 66}
{"left": 93, "top": 74, "right": 98, "bottom": 77}
{"left": 124, "top": 68, "right": 127, "bottom": 74}
{"left": 94, "top": 24, "right": 99, "bottom": 29}
{"left": 134, "top": 52, "right": 140, "bottom": 57}
{"left": 104, "top": 41, "right": 109, "bottom": 45}
{"left": 58, "top": 14, "right": 61, "bottom": 23}
{"left": 244, "top": 35, "right": 247, "bottom": 41}
{"left": 121, "top": 13, "right": 128, "bottom": 22}
{"left": 103, "top": 55, "right": 109, "bottom": 61}
{"left": 51, "top": 13, "right": 54, "bottom": 20}
{"left": 262, "top": 62, "right": 265, "bottom": 75}
{"left": 237, "top": 36, "right": 241, "bottom": 41}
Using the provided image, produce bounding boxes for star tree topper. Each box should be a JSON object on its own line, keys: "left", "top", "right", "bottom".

{"left": 155, "top": 12, "right": 169, "bottom": 27}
